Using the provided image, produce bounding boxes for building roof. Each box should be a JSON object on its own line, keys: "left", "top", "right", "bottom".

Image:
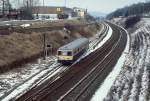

{"left": 32, "top": 6, "right": 73, "bottom": 14}
{"left": 58, "top": 38, "right": 89, "bottom": 51}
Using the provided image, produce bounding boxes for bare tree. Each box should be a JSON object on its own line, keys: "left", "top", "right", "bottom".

{"left": 0, "top": 0, "right": 5, "bottom": 15}
{"left": 17, "top": 0, "right": 40, "bottom": 19}
{"left": 145, "top": 0, "right": 150, "bottom": 2}
{"left": 21, "top": 0, "right": 39, "bottom": 8}
{"left": 9, "top": 0, "right": 39, "bottom": 9}
{"left": 0, "top": 0, "right": 11, "bottom": 16}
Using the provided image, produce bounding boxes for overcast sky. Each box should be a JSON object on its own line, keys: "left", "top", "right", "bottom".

{"left": 10, "top": 0, "right": 146, "bottom": 14}
{"left": 38, "top": 0, "right": 146, "bottom": 13}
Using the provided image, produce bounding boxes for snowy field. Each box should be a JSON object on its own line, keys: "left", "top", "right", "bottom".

{"left": 0, "top": 23, "right": 112, "bottom": 100}
{"left": 103, "top": 19, "right": 150, "bottom": 101}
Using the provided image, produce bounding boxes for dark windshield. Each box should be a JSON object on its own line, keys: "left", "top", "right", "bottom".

{"left": 68, "top": 51, "right": 72, "bottom": 56}
{"left": 58, "top": 51, "right": 62, "bottom": 55}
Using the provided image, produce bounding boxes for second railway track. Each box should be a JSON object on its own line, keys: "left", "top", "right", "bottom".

{"left": 16, "top": 22, "right": 127, "bottom": 101}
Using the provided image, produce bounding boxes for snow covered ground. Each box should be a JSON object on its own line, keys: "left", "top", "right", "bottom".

{"left": 0, "top": 56, "right": 58, "bottom": 99}
{"left": 102, "top": 19, "right": 150, "bottom": 101}
{"left": 0, "top": 23, "right": 112, "bottom": 100}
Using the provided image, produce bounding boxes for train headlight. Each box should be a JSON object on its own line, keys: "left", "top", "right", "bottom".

{"left": 58, "top": 57, "right": 64, "bottom": 60}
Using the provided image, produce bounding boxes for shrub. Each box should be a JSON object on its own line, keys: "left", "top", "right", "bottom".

{"left": 125, "top": 16, "right": 141, "bottom": 28}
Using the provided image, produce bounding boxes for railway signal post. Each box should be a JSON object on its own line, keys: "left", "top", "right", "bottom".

{"left": 43, "top": 32, "right": 46, "bottom": 60}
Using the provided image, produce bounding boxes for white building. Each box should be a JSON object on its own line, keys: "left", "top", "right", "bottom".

{"left": 32, "top": 6, "right": 74, "bottom": 20}
{"left": 73, "top": 7, "right": 87, "bottom": 18}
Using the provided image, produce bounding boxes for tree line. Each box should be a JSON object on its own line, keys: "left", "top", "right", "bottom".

{"left": 107, "top": 1, "right": 150, "bottom": 19}
{"left": 0, "top": 0, "right": 39, "bottom": 19}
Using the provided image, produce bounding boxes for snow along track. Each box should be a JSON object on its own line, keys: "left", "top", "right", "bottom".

{"left": 1, "top": 63, "right": 66, "bottom": 101}
{"left": 91, "top": 22, "right": 130, "bottom": 101}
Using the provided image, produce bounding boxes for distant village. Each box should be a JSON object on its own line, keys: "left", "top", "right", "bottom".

{"left": 0, "top": 0, "right": 87, "bottom": 20}
{"left": 32, "top": 6, "right": 87, "bottom": 20}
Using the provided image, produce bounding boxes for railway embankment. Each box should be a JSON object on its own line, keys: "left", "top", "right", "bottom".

{"left": 104, "top": 17, "right": 150, "bottom": 101}
{"left": 0, "top": 19, "right": 101, "bottom": 73}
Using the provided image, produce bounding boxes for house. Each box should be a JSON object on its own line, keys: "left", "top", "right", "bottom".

{"left": 32, "top": 6, "right": 74, "bottom": 20}
{"left": 73, "top": 7, "right": 87, "bottom": 18}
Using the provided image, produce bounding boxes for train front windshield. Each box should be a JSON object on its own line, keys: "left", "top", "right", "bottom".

{"left": 58, "top": 51, "right": 72, "bottom": 56}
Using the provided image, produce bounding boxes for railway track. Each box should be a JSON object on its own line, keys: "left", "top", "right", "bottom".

{"left": 57, "top": 24, "right": 123, "bottom": 101}
{"left": 0, "top": 22, "right": 106, "bottom": 101}
{"left": 38, "top": 22, "right": 127, "bottom": 101}
{"left": 1, "top": 63, "right": 66, "bottom": 101}
{"left": 89, "top": 22, "right": 109, "bottom": 50}
{"left": 15, "top": 22, "right": 127, "bottom": 101}
{"left": 19, "top": 64, "right": 70, "bottom": 101}
{"left": 15, "top": 22, "right": 108, "bottom": 101}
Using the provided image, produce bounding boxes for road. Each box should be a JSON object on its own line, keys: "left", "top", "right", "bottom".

{"left": 16, "top": 22, "right": 127, "bottom": 101}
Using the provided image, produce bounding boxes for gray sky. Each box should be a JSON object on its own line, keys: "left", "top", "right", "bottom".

{"left": 39, "top": 0, "right": 146, "bottom": 13}
{"left": 11, "top": 0, "right": 146, "bottom": 14}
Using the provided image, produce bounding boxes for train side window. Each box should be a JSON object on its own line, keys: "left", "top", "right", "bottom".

{"left": 75, "top": 49, "right": 77, "bottom": 53}
{"left": 74, "top": 50, "right": 76, "bottom": 54}
{"left": 68, "top": 51, "right": 72, "bottom": 56}
{"left": 58, "top": 51, "right": 62, "bottom": 55}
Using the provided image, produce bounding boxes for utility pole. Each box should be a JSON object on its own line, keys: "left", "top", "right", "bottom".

{"left": 26, "top": 0, "right": 29, "bottom": 8}
{"left": 64, "top": 0, "right": 66, "bottom": 7}
{"left": 8, "top": 0, "right": 11, "bottom": 20}
{"left": 42, "top": 0, "right": 47, "bottom": 60}
{"left": 43, "top": 32, "right": 46, "bottom": 60}
{"left": 43, "top": 0, "right": 44, "bottom": 8}
{"left": 2, "top": 0, "right": 5, "bottom": 16}
{"left": 29, "top": 0, "right": 32, "bottom": 7}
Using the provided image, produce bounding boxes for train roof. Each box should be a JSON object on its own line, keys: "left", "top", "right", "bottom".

{"left": 58, "top": 38, "right": 88, "bottom": 51}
